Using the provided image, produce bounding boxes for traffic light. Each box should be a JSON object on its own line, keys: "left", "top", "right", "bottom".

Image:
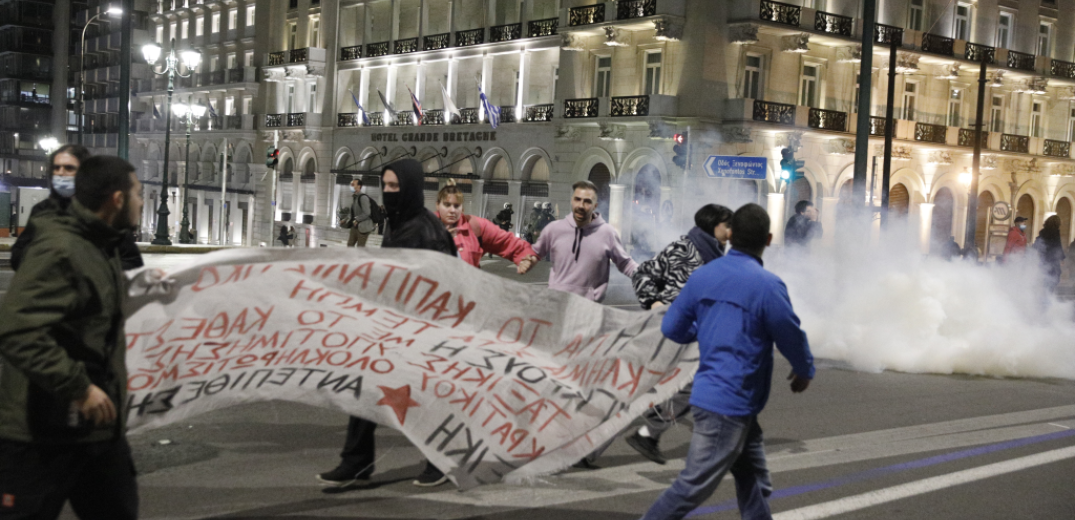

{"left": 265, "top": 146, "right": 279, "bottom": 168}
{"left": 779, "top": 148, "right": 804, "bottom": 182}
{"left": 672, "top": 133, "right": 688, "bottom": 169}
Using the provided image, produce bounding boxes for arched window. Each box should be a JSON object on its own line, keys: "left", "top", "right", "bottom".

{"left": 587, "top": 163, "right": 612, "bottom": 218}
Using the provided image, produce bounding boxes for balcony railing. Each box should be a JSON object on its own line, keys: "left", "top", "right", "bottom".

{"left": 341, "top": 45, "right": 362, "bottom": 61}
{"left": 611, "top": 95, "right": 650, "bottom": 117}
{"left": 456, "top": 28, "right": 484, "bottom": 47}
{"left": 501, "top": 107, "right": 517, "bottom": 124}
{"left": 211, "top": 70, "right": 225, "bottom": 85}
{"left": 390, "top": 112, "right": 415, "bottom": 126}
{"left": 808, "top": 108, "right": 847, "bottom": 131}
{"left": 422, "top": 109, "right": 445, "bottom": 126}
{"left": 459, "top": 108, "right": 480, "bottom": 124}
{"left": 287, "top": 113, "right": 305, "bottom": 127}
{"left": 958, "top": 128, "right": 988, "bottom": 148}
{"left": 490, "top": 23, "right": 521, "bottom": 42}
{"left": 527, "top": 17, "right": 558, "bottom": 37}
{"left": 424, "top": 33, "right": 450, "bottom": 51}
{"left": 338, "top": 112, "right": 359, "bottom": 127}
{"left": 1007, "top": 50, "right": 1036, "bottom": 72}
{"left": 618, "top": 0, "right": 657, "bottom": 19}
{"left": 964, "top": 43, "right": 995, "bottom": 64}
{"left": 565, "top": 98, "right": 599, "bottom": 118}
{"left": 368, "top": 112, "right": 384, "bottom": 126}
{"left": 524, "top": 104, "right": 554, "bottom": 122}
{"left": 569, "top": 4, "right": 606, "bottom": 26}
{"left": 815, "top": 11, "right": 852, "bottom": 37}
{"left": 1051, "top": 59, "right": 1075, "bottom": 79}
{"left": 1043, "top": 139, "right": 1070, "bottom": 158}
{"left": 224, "top": 115, "right": 242, "bottom": 130}
{"left": 874, "top": 24, "right": 904, "bottom": 46}
{"left": 915, "top": 123, "right": 946, "bottom": 144}
{"left": 394, "top": 38, "right": 419, "bottom": 54}
{"left": 227, "top": 68, "right": 247, "bottom": 83}
{"left": 921, "top": 33, "right": 954, "bottom": 56}
{"left": 366, "top": 41, "right": 390, "bottom": 58}
{"left": 1000, "top": 133, "right": 1029, "bottom": 153}
{"left": 267, "top": 52, "right": 286, "bottom": 66}
{"left": 290, "top": 48, "right": 309, "bottom": 62}
{"left": 753, "top": 100, "right": 795, "bottom": 125}
{"left": 760, "top": 0, "right": 801, "bottom": 28}
{"left": 265, "top": 113, "right": 284, "bottom": 128}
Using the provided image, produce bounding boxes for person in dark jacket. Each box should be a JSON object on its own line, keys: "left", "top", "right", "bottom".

{"left": 318, "top": 159, "right": 456, "bottom": 489}
{"left": 625, "top": 204, "right": 733, "bottom": 465}
{"left": 11, "top": 145, "right": 143, "bottom": 272}
{"left": 494, "top": 203, "right": 514, "bottom": 233}
{"left": 784, "top": 200, "right": 822, "bottom": 249}
{"left": 1034, "top": 215, "right": 1066, "bottom": 292}
{"left": 0, "top": 156, "right": 144, "bottom": 520}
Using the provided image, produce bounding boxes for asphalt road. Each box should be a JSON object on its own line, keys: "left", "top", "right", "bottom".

{"left": 2, "top": 250, "right": 1074, "bottom": 518}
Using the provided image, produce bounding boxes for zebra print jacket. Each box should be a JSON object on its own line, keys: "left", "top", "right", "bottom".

{"left": 631, "top": 235, "right": 706, "bottom": 310}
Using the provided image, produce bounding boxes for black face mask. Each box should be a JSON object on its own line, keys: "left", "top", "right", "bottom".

{"left": 382, "top": 191, "right": 403, "bottom": 219}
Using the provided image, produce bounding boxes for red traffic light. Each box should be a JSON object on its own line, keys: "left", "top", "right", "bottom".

{"left": 673, "top": 133, "right": 686, "bottom": 145}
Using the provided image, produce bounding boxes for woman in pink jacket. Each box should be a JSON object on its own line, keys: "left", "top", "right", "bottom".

{"left": 436, "top": 184, "right": 538, "bottom": 273}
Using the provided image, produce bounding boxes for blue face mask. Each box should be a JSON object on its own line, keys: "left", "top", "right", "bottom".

{"left": 52, "top": 176, "right": 76, "bottom": 198}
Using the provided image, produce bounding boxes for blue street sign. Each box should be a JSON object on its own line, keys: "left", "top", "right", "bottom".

{"left": 703, "top": 156, "right": 767, "bottom": 180}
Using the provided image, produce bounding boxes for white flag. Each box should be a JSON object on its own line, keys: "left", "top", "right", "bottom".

{"left": 440, "top": 81, "right": 461, "bottom": 121}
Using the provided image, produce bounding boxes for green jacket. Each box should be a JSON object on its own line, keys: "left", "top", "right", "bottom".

{"left": 0, "top": 200, "right": 128, "bottom": 444}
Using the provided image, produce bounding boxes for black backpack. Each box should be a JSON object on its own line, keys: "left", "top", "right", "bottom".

{"left": 361, "top": 193, "right": 385, "bottom": 226}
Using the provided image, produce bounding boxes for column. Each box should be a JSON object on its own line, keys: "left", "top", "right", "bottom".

{"left": 51, "top": 0, "right": 70, "bottom": 140}
{"left": 359, "top": 67, "right": 370, "bottom": 111}
{"left": 419, "top": 0, "right": 427, "bottom": 39}
{"left": 608, "top": 184, "right": 626, "bottom": 234}
{"left": 919, "top": 202, "right": 934, "bottom": 254}
{"left": 447, "top": 56, "right": 458, "bottom": 120}
{"left": 391, "top": 0, "right": 401, "bottom": 42}
{"left": 821, "top": 196, "right": 839, "bottom": 247}
{"left": 363, "top": 4, "right": 373, "bottom": 46}
{"left": 387, "top": 64, "right": 398, "bottom": 107}
{"left": 448, "top": 0, "right": 456, "bottom": 42}
{"left": 470, "top": 179, "right": 485, "bottom": 218}
{"left": 516, "top": 50, "right": 531, "bottom": 120}
{"left": 246, "top": 195, "right": 256, "bottom": 246}
{"left": 767, "top": 193, "right": 786, "bottom": 246}
{"left": 508, "top": 180, "right": 523, "bottom": 232}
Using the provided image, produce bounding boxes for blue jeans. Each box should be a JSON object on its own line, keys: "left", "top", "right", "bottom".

{"left": 640, "top": 407, "right": 772, "bottom": 520}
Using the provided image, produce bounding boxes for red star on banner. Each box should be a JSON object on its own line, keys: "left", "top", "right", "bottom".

{"left": 377, "top": 385, "right": 420, "bottom": 425}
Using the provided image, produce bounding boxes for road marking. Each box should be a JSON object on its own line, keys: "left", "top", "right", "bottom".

{"left": 1049, "top": 422, "right": 1071, "bottom": 430}
{"left": 771, "top": 445, "right": 1075, "bottom": 520}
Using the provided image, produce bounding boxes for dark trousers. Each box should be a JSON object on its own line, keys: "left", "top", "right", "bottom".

{"left": 0, "top": 438, "right": 138, "bottom": 520}
{"left": 340, "top": 416, "right": 376, "bottom": 476}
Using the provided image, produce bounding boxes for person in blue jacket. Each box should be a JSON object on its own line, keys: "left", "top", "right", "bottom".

{"left": 640, "top": 203, "right": 815, "bottom": 520}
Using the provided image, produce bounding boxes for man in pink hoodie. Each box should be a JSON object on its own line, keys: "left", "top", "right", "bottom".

{"left": 533, "top": 180, "right": 638, "bottom": 302}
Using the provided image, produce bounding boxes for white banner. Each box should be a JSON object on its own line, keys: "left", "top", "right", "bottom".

{"left": 124, "top": 248, "right": 697, "bottom": 488}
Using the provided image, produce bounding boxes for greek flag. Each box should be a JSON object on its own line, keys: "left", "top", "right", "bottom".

{"left": 152, "top": 104, "right": 161, "bottom": 119}
{"left": 479, "top": 85, "right": 500, "bottom": 129}
{"left": 349, "top": 90, "right": 371, "bottom": 126}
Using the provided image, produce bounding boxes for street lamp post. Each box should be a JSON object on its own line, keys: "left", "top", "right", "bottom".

{"left": 79, "top": 7, "right": 123, "bottom": 146}
{"left": 173, "top": 102, "right": 206, "bottom": 244}
{"left": 143, "top": 39, "right": 201, "bottom": 246}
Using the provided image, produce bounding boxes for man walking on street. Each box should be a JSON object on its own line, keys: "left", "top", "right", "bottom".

{"left": 342, "top": 177, "right": 377, "bottom": 247}
{"left": 0, "top": 156, "right": 143, "bottom": 520}
{"left": 533, "top": 180, "right": 638, "bottom": 302}
{"left": 783, "top": 200, "right": 821, "bottom": 249}
{"left": 641, "top": 203, "right": 815, "bottom": 520}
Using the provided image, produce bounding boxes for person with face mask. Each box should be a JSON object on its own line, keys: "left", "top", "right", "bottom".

{"left": 10, "top": 145, "right": 143, "bottom": 272}
{"left": 434, "top": 183, "right": 538, "bottom": 271}
{"left": 1002, "top": 216, "right": 1029, "bottom": 264}
{"left": 0, "top": 156, "right": 145, "bottom": 520}
{"left": 341, "top": 178, "right": 378, "bottom": 247}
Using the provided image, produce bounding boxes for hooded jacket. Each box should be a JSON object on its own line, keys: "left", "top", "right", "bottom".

{"left": 11, "top": 196, "right": 143, "bottom": 271}
{"left": 532, "top": 213, "right": 637, "bottom": 302}
{"left": 381, "top": 159, "right": 457, "bottom": 256}
{"left": 0, "top": 200, "right": 129, "bottom": 444}
{"left": 632, "top": 227, "right": 724, "bottom": 309}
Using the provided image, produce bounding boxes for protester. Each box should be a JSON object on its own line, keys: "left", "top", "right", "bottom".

{"left": 640, "top": 203, "right": 815, "bottom": 520}
{"left": 532, "top": 180, "right": 637, "bottom": 302}
{"left": 318, "top": 158, "right": 456, "bottom": 489}
{"left": 939, "top": 236, "right": 962, "bottom": 261}
{"left": 278, "top": 225, "right": 291, "bottom": 247}
{"left": 11, "top": 145, "right": 143, "bottom": 271}
{"left": 1034, "top": 215, "right": 1065, "bottom": 292}
{"left": 783, "top": 200, "right": 821, "bottom": 248}
{"left": 0, "top": 156, "right": 144, "bottom": 520}
{"left": 626, "top": 204, "right": 733, "bottom": 464}
{"left": 535, "top": 202, "right": 555, "bottom": 242}
{"left": 435, "top": 183, "right": 538, "bottom": 272}
{"left": 494, "top": 202, "right": 514, "bottom": 233}
{"left": 1002, "top": 216, "right": 1029, "bottom": 263}
{"left": 341, "top": 177, "right": 377, "bottom": 247}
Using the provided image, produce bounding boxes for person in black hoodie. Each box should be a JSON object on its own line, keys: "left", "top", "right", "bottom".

{"left": 1034, "top": 215, "right": 1066, "bottom": 292}
{"left": 317, "top": 159, "right": 456, "bottom": 489}
{"left": 11, "top": 145, "right": 144, "bottom": 272}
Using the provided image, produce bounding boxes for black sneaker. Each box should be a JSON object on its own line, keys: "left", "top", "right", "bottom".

{"left": 571, "top": 458, "right": 600, "bottom": 470}
{"left": 412, "top": 462, "right": 449, "bottom": 487}
{"left": 626, "top": 431, "right": 667, "bottom": 465}
{"left": 317, "top": 465, "right": 372, "bottom": 485}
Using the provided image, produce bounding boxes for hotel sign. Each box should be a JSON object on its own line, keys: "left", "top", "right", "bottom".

{"left": 371, "top": 131, "right": 498, "bottom": 143}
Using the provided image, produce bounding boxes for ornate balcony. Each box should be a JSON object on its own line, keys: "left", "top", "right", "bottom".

{"left": 1007, "top": 50, "right": 1036, "bottom": 72}
{"left": 368, "top": 112, "right": 384, "bottom": 126}
{"left": 394, "top": 38, "right": 419, "bottom": 54}
{"left": 964, "top": 43, "right": 995, "bottom": 64}
{"left": 565, "top": 98, "right": 599, "bottom": 118}
{"left": 226, "top": 68, "right": 248, "bottom": 83}
{"left": 752, "top": 100, "right": 795, "bottom": 125}
{"left": 1043, "top": 139, "right": 1070, "bottom": 158}
{"left": 1051, "top": 59, "right": 1075, "bottom": 79}
{"left": 815, "top": 11, "right": 852, "bottom": 37}
{"left": 459, "top": 108, "right": 480, "bottom": 124}
{"left": 611, "top": 95, "right": 650, "bottom": 117}
{"left": 874, "top": 24, "right": 903, "bottom": 46}
{"left": 341, "top": 45, "right": 362, "bottom": 61}
{"left": 210, "top": 70, "right": 225, "bottom": 85}
{"left": 390, "top": 112, "right": 415, "bottom": 126}
{"left": 338, "top": 113, "right": 359, "bottom": 127}
{"left": 921, "top": 33, "right": 954, "bottom": 56}
{"left": 264, "top": 114, "right": 284, "bottom": 128}
{"left": 456, "top": 28, "right": 484, "bottom": 47}
{"left": 287, "top": 113, "right": 306, "bottom": 127}
{"left": 424, "top": 33, "right": 450, "bottom": 51}
{"left": 501, "top": 107, "right": 517, "bottom": 124}
{"left": 915, "top": 123, "right": 946, "bottom": 144}
{"left": 569, "top": 4, "right": 605, "bottom": 26}
{"left": 421, "top": 109, "right": 445, "bottom": 126}
{"left": 808, "top": 108, "right": 846, "bottom": 131}
{"left": 527, "top": 18, "right": 558, "bottom": 37}
{"left": 490, "top": 23, "right": 521, "bottom": 42}
{"left": 524, "top": 104, "right": 554, "bottom": 122}
{"left": 366, "top": 41, "right": 390, "bottom": 58}
{"left": 1000, "top": 134, "right": 1029, "bottom": 153}
{"left": 290, "top": 48, "right": 309, "bottom": 63}
{"left": 760, "top": 0, "right": 801, "bottom": 28}
{"left": 224, "top": 115, "right": 242, "bottom": 130}
{"left": 618, "top": 0, "right": 657, "bottom": 19}
{"left": 958, "top": 128, "right": 988, "bottom": 148}
{"left": 267, "top": 52, "right": 286, "bottom": 66}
